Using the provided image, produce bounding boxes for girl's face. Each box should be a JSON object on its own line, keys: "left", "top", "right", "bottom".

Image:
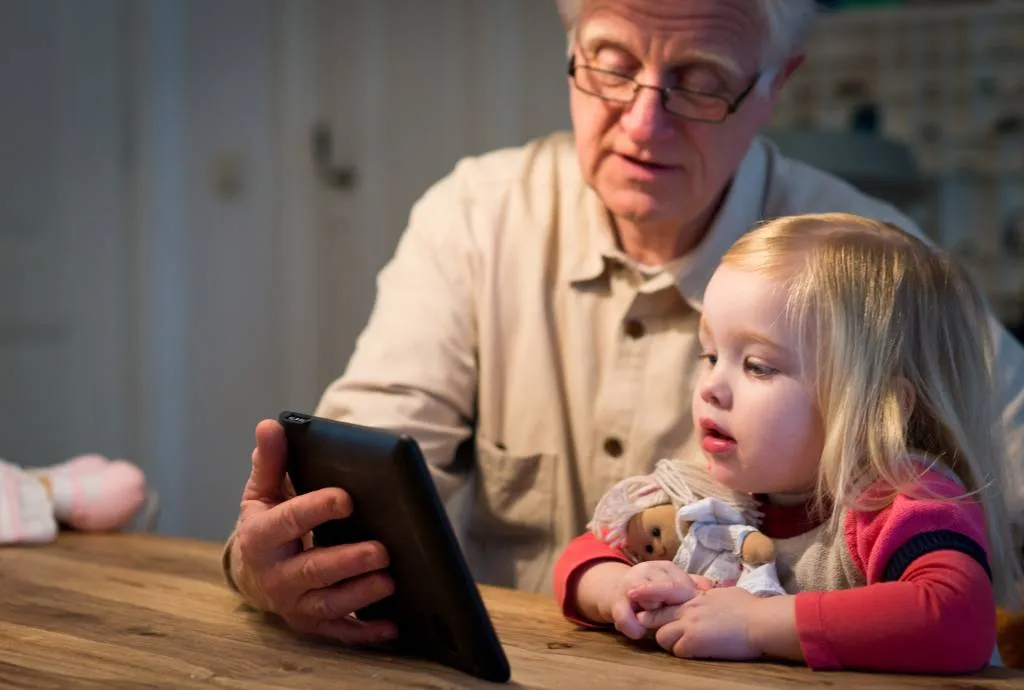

{"left": 692, "top": 264, "right": 823, "bottom": 500}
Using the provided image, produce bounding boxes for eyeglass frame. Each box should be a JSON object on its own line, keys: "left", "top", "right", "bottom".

{"left": 567, "top": 54, "right": 761, "bottom": 123}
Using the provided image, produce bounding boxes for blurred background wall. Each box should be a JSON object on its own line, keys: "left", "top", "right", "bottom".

{"left": 1, "top": 0, "right": 1021, "bottom": 542}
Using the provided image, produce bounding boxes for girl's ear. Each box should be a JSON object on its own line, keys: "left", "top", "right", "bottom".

{"left": 895, "top": 376, "right": 916, "bottom": 419}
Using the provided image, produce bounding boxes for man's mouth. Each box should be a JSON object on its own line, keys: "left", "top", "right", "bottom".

{"left": 619, "top": 153, "right": 677, "bottom": 171}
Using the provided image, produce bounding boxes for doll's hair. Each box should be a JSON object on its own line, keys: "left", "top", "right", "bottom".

{"left": 589, "top": 457, "right": 760, "bottom": 549}
{"left": 722, "top": 212, "right": 1021, "bottom": 608}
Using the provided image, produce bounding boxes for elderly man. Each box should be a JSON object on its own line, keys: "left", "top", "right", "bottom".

{"left": 223, "top": 0, "right": 1024, "bottom": 646}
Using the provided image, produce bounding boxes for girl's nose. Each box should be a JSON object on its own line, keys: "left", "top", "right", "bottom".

{"left": 700, "top": 373, "right": 731, "bottom": 409}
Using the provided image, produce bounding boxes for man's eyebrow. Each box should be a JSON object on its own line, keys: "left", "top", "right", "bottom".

{"left": 675, "top": 50, "right": 743, "bottom": 79}
{"left": 577, "top": 24, "right": 743, "bottom": 78}
{"left": 576, "top": 23, "right": 634, "bottom": 54}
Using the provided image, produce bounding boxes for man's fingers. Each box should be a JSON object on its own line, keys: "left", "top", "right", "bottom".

{"left": 269, "top": 540, "right": 390, "bottom": 593}
{"left": 243, "top": 420, "right": 290, "bottom": 503}
{"left": 315, "top": 617, "right": 398, "bottom": 646}
{"left": 292, "top": 572, "right": 396, "bottom": 622}
{"left": 243, "top": 488, "right": 352, "bottom": 551}
{"left": 290, "top": 614, "right": 398, "bottom": 647}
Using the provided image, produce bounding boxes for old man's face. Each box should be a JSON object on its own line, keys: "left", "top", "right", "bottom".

{"left": 569, "top": 0, "right": 782, "bottom": 239}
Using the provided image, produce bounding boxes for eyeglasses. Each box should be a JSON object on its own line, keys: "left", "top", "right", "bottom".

{"left": 567, "top": 55, "right": 760, "bottom": 123}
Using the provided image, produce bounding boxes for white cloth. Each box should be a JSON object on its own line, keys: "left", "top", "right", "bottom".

{"left": 737, "top": 562, "right": 787, "bottom": 597}
{"left": 671, "top": 497, "right": 785, "bottom": 597}
{"left": 0, "top": 459, "right": 57, "bottom": 544}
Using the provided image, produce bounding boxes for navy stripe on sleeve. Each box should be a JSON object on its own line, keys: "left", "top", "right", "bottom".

{"left": 882, "top": 529, "right": 992, "bottom": 582}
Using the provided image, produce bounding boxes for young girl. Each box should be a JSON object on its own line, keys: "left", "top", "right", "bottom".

{"left": 552, "top": 213, "right": 1022, "bottom": 674}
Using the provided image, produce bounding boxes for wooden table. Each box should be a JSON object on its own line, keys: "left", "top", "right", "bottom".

{"left": 1, "top": 534, "right": 1022, "bottom": 689}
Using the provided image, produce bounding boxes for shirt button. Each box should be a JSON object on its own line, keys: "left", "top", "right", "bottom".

{"left": 623, "top": 319, "right": 645, "bottom": 339}
{"left": 603, "top": 437, "right": 624, "bottom": 458}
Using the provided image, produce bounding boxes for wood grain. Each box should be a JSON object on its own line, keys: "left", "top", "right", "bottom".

{"left": 0, "top": 533, "right": 1021, "bottom": 688}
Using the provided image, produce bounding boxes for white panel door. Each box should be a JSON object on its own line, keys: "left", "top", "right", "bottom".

{"left": 0, "top": 0, "right": 129, "bottom": 469}
{"left": 310, "top": 0, "right": 571, "bottom": 386}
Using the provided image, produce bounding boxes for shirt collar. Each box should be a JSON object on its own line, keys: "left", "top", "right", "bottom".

{"left": 672, "top": 138, "right": 769, "bottom": 310}
{"left": 567, "top": 138, "right": 769, "bottom": 304}
{"left": 567, "top": 183, "right": 620, "bottom": 285}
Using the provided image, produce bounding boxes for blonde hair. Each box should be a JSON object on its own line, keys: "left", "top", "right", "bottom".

{"left": 555, "top": 0, "right": 818, "bottom": 70}
{"left": 722, "top": 212, "right": 1022, "bottom": 608}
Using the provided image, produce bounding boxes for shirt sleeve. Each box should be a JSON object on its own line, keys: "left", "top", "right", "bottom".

{"left": 795, "top": 551, "right": 995, "bottom": 673}
{"left": 314, "top": 169, "right": 481, "bottom": 502}
{"left": 990, "top": 314, "right": 1024, "bottom": 530}
{"left": 553, "top": 531, "right": 631, "bottom": 626}
{"left": 795, "top": 472, "right": 996, "bottom": 673}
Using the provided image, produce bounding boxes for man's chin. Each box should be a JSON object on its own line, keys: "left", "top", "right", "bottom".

{"left": 601, "top": 190, "right": 682, "bottom": 227}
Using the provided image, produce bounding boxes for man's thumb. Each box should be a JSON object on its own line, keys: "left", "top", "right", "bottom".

{"left": 244, "top": 419, "right": 288, "bottom": 502}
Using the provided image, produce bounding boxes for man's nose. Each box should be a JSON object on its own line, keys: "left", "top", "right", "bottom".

{"left": 619, "top": 86, "right": 673, "bottom": 143}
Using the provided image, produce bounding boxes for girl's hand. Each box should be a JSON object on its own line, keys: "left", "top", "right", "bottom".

{"left": 579, "top": 560, "right": 713, "bottom": 640}
{"left": 636, "top": 587, "right": 763, "bottom": 660}
{"left": 624, "top": 563, "right": 716, "bottom": 613}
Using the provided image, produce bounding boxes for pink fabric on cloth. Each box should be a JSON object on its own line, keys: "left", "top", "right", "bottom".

{"left": 0, "top": 459, "right": 58, "bottom": 544}
{"left": 29, "top": 454, "right": 147, "bottom": 532}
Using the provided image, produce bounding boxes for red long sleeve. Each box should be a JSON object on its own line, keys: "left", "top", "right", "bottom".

{"left": 552, "top": 531, "right": 630, "bottom": 626}
{"left": 797, "top": 469, "right": 996, "bottom": 673}
{"left": 796, "top": 550, "right": 995, "bottom": 673}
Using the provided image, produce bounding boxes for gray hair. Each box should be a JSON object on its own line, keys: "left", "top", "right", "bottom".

{"left": 556, "top": 0, "right": 818, "bottom": 71}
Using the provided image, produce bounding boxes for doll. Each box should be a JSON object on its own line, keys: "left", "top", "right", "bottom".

{"left": 588, "top": 458, "right": 786, "bottom": 597}
{"left": 0, "top": 453, "right": 155, "bottom": 544}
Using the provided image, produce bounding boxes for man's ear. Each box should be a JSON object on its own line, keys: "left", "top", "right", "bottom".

{"left": 769, "top": 54, "right": 805, "bottom": 95}
{"left": 781, "top": 54, "right": 805, "bottom": 82}
{"left": 555, "top": 0, "right": 574, "bottom": 29}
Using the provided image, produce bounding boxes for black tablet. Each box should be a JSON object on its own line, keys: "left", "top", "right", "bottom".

{"left": 279, "top": 411, "right": 511, "bottom": 683}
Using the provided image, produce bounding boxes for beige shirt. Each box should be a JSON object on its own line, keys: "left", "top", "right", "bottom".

{"left": 226, "top": 131, "right": 1024, "bottom": 598}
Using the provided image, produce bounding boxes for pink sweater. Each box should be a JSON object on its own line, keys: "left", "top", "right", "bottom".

{"left": 553, "top": 469, "right": 996, "bottom": 673}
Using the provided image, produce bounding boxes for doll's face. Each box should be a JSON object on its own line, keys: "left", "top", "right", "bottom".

{"left": 624, "top": 503, "right": 683, "bottom": 561}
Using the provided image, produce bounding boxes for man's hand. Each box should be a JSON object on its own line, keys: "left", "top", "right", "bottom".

{"left": 230, "top": 419, "right": 397, "bottom": 645}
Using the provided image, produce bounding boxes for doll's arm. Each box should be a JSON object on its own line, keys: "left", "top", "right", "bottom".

{"left": 740, "top": 530, "right": 775, "bottom": 564}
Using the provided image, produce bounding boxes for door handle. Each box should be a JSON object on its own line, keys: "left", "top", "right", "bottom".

{"left": 312, "top": 123, "right": 357, "bottom": 189}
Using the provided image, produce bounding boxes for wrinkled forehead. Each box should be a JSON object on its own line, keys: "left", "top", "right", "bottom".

{"left": 575, "top": 0, "right": 765, "bottom": 77}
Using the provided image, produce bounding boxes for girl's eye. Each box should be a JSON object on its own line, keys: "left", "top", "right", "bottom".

{"left": 651, "top": 527, "right": 661, "bottom": 538}
{"left": 698, "top": 352, "right": 717, "bottom": 366}
{"left": 645, "top": 544, "right": 654, "bottom": 554}
{"left": 745, "top": 359, "right": 778, "bottom": 377}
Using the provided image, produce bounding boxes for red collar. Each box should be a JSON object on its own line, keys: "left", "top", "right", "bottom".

{"left": 754, "top": 494, "right": 824, "bottom": 539}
